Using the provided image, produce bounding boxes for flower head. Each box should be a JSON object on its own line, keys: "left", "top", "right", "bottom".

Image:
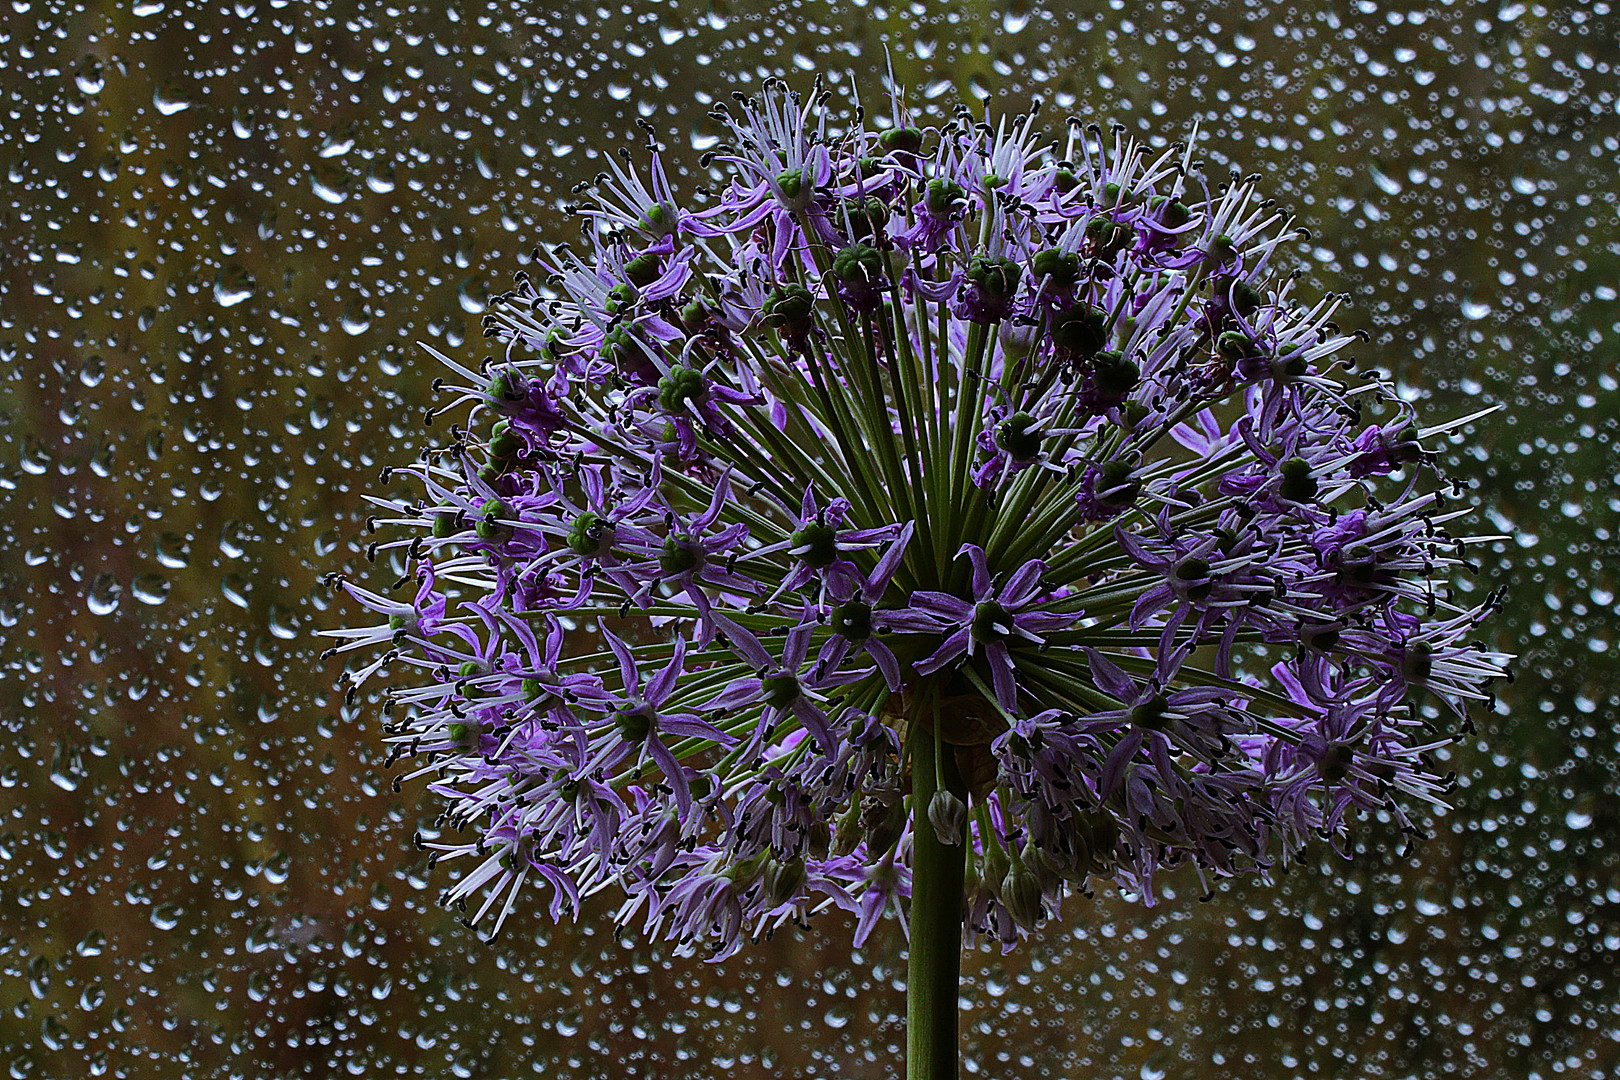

{"left": 329, "top": 82, "right": 1509, "bottom": 959}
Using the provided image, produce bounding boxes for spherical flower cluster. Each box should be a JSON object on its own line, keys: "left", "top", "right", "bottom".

{"left": 327, "top": 81, "right": 1510, "bottom": 958}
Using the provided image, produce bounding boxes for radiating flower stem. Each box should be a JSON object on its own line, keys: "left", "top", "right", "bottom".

{"left": 907, "top": 710, "right": 968, "bottom": 1080}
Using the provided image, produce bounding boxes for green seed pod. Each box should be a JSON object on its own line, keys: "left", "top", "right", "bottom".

{"left": 830, "top": 599, "right": 872, "bottom": 641}
{"left": 487, "top": 419, "right": 524, "bottom": 460}
{"left": 1089, "top": 350, "right": 1140, "bottom": 398}
{"left": 624, "top": 251, "right": 662, "bottom": 289}
{"left": 994, "top": 412, "right": 1044, "bottom": 462}
{"left": 430, "top": 508, "right": 459, "bottom": 539}
{"left": 790, "top": 521, "right": 840, "bottom": 568}
{"left": 567, "top": 511, "right": 615, "bottom": 558}
{"left": 1317, "top": 742, "right": 1355, "bottom": 784}
{"left": 1216, "top": 330, "right": 1252, "bottom": 360}
{"left": 615, "top": 706, "right": 651, "bottom": 743}
{"left": 1148, "top": 193, "right": 1191, "bottom": 229}
{"left": 1084, "top": 213, "right": 1135, "bottom": 257}
{"left": 831, "top": 242, "right": 884, "bottom": 285}
{"left": 966, "top": 253, "right": 1022, "bottom": 299}
{"left": 1278, "top": 457, "right": 1318, "bottom": 502}
{"left": 1402, "top": 641, "right": 1433, "bottom": 681}
{"left": 657, "top": 365, "right": 707, "bottom": 413}
{"left": 1031, "top": 247, "right": 1081, "bottom": 290}
{"left": 878, "top": 126, "right": 924, "bottom": 155}
{"left": 679, "top": 300, "right": 710, "bottom": 333}
{"left": 775, "top": 167, "right": 805, "bottom": 202}
{"left": 1050, "top": 303, "right": 1108, "bottom": 356}
{"left": 1094, "top": 459, "right": 1140, "bottom": 509}
{"left": 762, "top": 283, "right": 816, "bottom": 337}
{"left": 970, "top": 600, "right": 1014, "bottom": 643}
{"left": 475, "top": 498, "right": 513, "bottom": 540}
{"left": 1130, "top": 692, "right": 1172, "bottom": 731}
{"left": 842, "top": 196, "right": 889, "bottom": 241}
{"left": 1203, "top": 232, "right": 1237, "bottom": 268}
{"left": 484, "top": 368, "right": 526, "bottom": 407}
{"left": 659, "top": 535, "right": 701, "bottom": 576}
{"left": 604, "top": 282, "right": 637, "bottom": 316}
{"left": 762, "top": 674, "right": 800, "bottom": 710}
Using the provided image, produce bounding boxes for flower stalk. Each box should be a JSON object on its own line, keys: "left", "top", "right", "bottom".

{"left": 907, "top": 712, "right": 968, "bottom": 1080}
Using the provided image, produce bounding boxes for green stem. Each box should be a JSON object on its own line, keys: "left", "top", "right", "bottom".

{"left": 907, "top": 720, "right": 967, "bottom": 1080}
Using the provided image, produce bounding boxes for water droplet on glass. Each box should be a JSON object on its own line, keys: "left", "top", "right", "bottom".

{"left": 86, "top": 574, "right": 122, "bottom": 615}
{"left": 131, "top": 573, "right": 170, "bottom": 606}
{"left": 74, "top": 56, "right": 105, "bottom": 95}
{"left": 214, "top": 265, "right": 256, "bottom": 308}
{"left": 152, "top": 83, "right": 194, "bottom": 116}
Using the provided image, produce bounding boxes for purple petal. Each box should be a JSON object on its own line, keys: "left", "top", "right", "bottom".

{"left": 645, "top": 737, "right": 692, "bottom": 814}
{"left": 700, "top": 678, "right": 763, "bottom": 712}
{"left": 1082, "top": 648, "right": 1138, "bottom": 701}
{"left": 643, "top": 634, "right": 687, "bottom": 706}
{"left": 659, "top": 710, "right": 735, "bottom": 744}
{"left": 915, "top": 628, "right": 971, "bottom": 676}
{"left": 987, "top": 640, "right": 1017, "bottom": 713}
{"left": 1000, "top": 558, "right": 1047, "bottom": 606}
{"left": 866, "top": 638, "right": 902, "bottom": 690}
{"left": 959, "top": 544, "right": 992, "bottom": 598}
{"left": 603, "top": 627, "right": 640, "bottom": 695}
{"left": 1099, "top": 730, "right": 1144, "bottom": 798}
{"left": 867, "top": 521, "right": 915, "bottom": 600}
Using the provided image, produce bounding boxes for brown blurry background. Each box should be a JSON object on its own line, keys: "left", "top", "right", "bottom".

{"left": 2, "top": 1, "right": 1618, "bottom": 1077}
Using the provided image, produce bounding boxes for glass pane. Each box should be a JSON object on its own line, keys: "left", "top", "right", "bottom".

{"left": 2, "top": 2, "right": 1615, "bottom": 1077}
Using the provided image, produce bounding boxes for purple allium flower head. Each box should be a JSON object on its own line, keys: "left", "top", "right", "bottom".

{"left": 327, "top": 81, "right": 1511, "bottom": 960}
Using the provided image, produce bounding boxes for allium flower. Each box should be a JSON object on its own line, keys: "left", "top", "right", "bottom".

{"left": 327, "top": 80, "right": 1510, "bottom": 1052}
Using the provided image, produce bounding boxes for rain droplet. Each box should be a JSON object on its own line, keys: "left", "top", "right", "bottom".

{"left": 87, "top": 573, "right": 122, "bottom": 615}
{"left": 214, "top": 265, "right": 256, "bottom": 308}
{"left": 155, "top": 532, "right": 191, "bottom": 568}
{"left": 131, "top": 574, "right": 171, "bottom": 606}
{"left": 74, "top": 56, "right": 105, "bottom": 96}
{"left": 152, "top": 83, "right": 195, "bottom": 116}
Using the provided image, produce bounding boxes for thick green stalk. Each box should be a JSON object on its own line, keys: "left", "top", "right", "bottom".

{"left": 907, "top": 723, "right": 967, "bottom": 1080}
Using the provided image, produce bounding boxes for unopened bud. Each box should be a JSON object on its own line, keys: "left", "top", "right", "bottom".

{"left": 927, "top": 790, "right": 967, "bottom": 847}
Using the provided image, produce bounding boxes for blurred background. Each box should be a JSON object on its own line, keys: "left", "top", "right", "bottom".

{"left": 2, "top": 1, "right": 1617, "bottom": 1076}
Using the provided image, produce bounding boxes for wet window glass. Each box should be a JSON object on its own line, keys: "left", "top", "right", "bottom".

{"left": 3, "top": 2, "right": 1616, "bottom": 1076}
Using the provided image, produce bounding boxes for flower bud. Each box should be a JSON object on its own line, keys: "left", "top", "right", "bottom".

{"left": 1000, "top": 853, "right": 1045, "bottom": 931}
{"left": 927, "top": 789, "right": 967, "bottom": 846}
{"left": 861, "top": 790, "right": 907, "bottom": 855}
{"left": 764, "top": 857, "right": 807, "bottom": 906}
